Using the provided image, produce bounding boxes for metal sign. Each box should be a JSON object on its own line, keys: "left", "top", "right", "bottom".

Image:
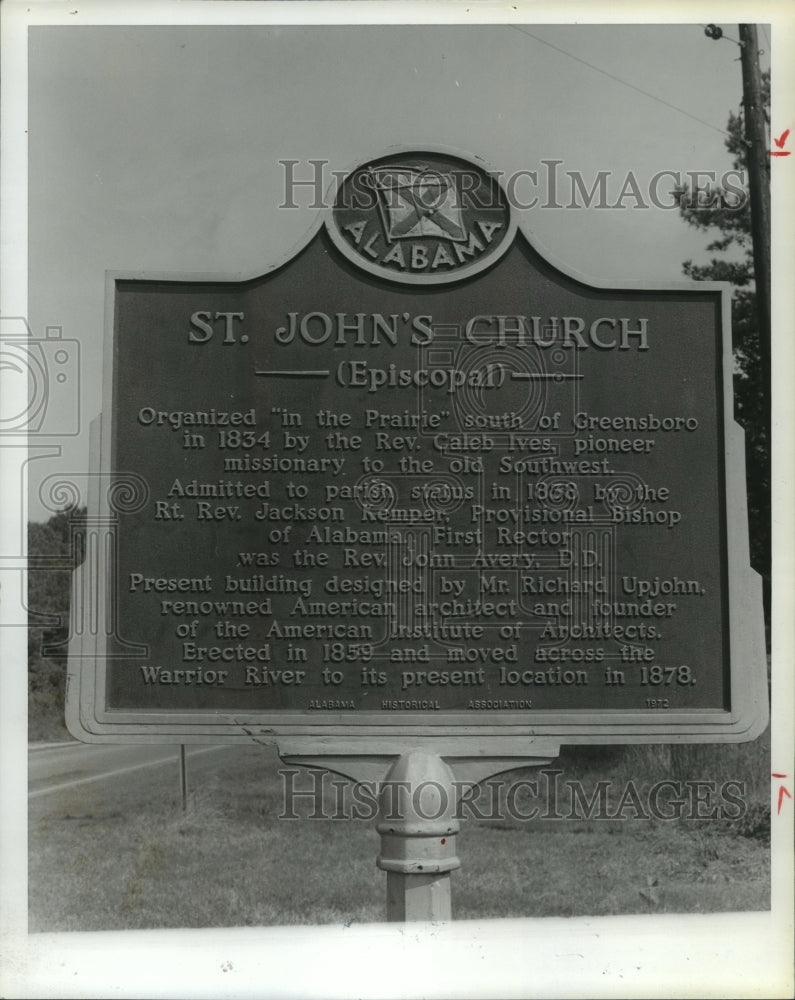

{"left": 66, "top": 149, "right": 768, "bottom": 744}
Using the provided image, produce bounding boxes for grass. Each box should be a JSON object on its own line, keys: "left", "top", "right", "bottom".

{"left": 29, "top": 733, "right": 771, "bottom": 931}
{"left": 30, "top": 750, "right": 384, "bottom": 931}
{"left": 455, "top": 822, "right": 769, "bottom": 919}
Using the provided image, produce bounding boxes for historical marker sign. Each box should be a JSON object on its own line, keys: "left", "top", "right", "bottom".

{"left": 66, "top": 149, "right": 768, "bottom": 744}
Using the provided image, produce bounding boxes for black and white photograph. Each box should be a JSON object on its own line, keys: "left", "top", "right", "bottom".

{"left": 1, "top": 2, "right": 793, "bottom": 997}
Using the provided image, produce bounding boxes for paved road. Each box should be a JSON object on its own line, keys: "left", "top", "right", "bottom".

{"left": 27, "top": 741, "right": 280, "bottom": 815}
{"left": 28, "top": 742, "right": 231, "bottom": 797}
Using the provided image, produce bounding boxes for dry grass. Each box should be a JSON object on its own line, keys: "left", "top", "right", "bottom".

{"left": 454, "top": 821, "right": 769, "bottom": 920}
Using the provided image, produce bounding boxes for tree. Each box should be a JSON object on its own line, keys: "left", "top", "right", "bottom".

{"left": 27, "top": 507, "right": 86, "bottom": 740}
{"left": 27, "top": 510, "right": 83, "bottom": 670}
{"left": 676, "top": 74, "right": 770, "bottom": 626}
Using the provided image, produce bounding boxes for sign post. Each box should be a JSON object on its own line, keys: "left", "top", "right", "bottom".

{"left": 65, "top": 148, "right": 768, "bottom": 920}
{"left": 179, "top": 744, "right": 188, "bottom": 812}
{"left": 377, "top": 752, "right": 460, "bottom": 922}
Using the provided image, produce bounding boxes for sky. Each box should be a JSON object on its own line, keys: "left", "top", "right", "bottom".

{"left": 1, "top": 3, "right": 793, "bottom": 998}
{"left": 16, "top": 15, "right": 775, "bottom": 520}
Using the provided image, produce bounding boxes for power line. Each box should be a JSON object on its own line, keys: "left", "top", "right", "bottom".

{"left": 761, "top": 24, "right": 771, "bottom": 53}
{"left": 509, "top": 25, "right": 733, "bottom": 140}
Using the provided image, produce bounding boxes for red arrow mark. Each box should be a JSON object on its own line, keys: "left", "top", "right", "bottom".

{"left": 772, "top": 774, "right": 792, "bottom": 814}
{"left": 770, "top": 129, "right": 791, "bottom": 157}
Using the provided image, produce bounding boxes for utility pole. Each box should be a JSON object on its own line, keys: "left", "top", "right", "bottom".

{"left": 738, "top": 23, "right": 771, "bottom": 446}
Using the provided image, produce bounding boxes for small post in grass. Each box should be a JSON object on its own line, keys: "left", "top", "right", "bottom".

{"left": 376, "top": 751, "right": 460, "bottom": 922}
{"left": 179, "top": 744, "right": 188, "bottom": 812}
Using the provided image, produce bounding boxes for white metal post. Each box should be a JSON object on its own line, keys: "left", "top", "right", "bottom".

{"left": 376, "top": 751, "right": 460, "bottom": 922}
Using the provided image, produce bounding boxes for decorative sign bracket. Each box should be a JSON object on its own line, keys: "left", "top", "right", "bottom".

{"left": 277, "top": 739, "right": 561, "bottom": 921}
